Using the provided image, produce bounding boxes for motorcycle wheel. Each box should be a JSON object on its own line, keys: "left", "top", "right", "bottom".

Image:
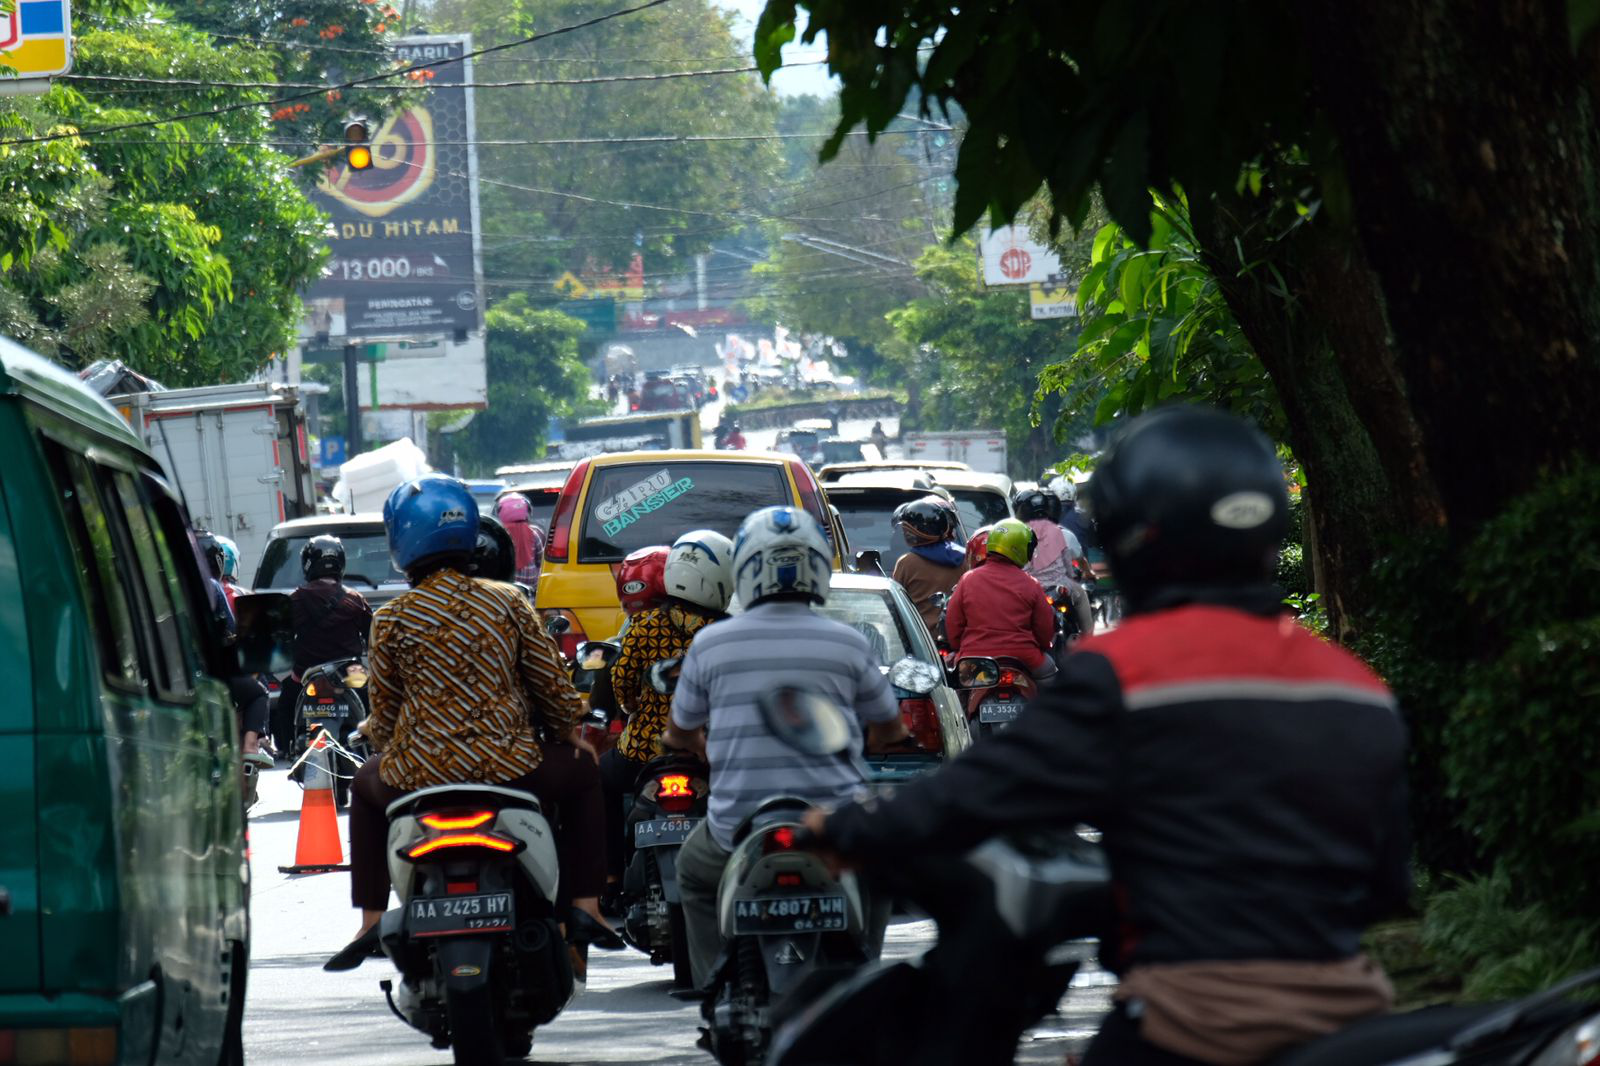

{"left": 668, "top": 903, "right": 692, "bottom": 989}
{"left": 503, "top": 1029, "right": 534, "bottom": 1061}
{"left": 445, "top": 985, "right": 504, "bottom": 1066}
{"left": 721, "top": 937, "right": 768, "bottom": 1066}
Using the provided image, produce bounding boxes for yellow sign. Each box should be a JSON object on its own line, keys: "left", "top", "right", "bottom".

{"left": 0, "top": 0, "right": 72, "bottom": 82}
{"left": 553, "top": 271, "right": 589, "bottom": 298}
{"left": 1030, "top": 279, "right": 1076, "bottom": 320}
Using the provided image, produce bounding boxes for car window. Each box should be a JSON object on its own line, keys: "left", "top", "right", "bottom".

{"left": 577, "top": 461, "right": 789, "bottom": 563}
{"left": 107, "top": 469, "right": 195, "bottom": 703}
{"left": 828, "top": 493, "right": 917, "bottom": 568}
{"left": 815, "top": 587, "right": 914, "bottom": 666}
{"left": 42, "top": 443, "right": 143, "bottom": 690}
{"left": 949, "top": 489, "right": 1010, "bottom": 533}
{"left": 520, "top": 490, "right": 560, "bottom": 540}
{"left": 254, "top": 529, "right": 402, "bottom": 589}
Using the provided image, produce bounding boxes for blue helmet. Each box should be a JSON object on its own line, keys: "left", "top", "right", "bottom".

{"left": 732, "top": 505, "right": 832, "bottom": 607}
{"left": 384, "top": 475, "right": 479, "bottom": 573}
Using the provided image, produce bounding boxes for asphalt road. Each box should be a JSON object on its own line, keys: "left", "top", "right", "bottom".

{"left": 245, "top": 767, "right": 1110, "bottom": 1065}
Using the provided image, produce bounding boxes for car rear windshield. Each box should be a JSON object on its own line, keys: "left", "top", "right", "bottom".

{"left": 829, "top": 492, "right": 920, "bottom": 569}
{"left": 815, "top": 586, "right": 917, "bottom": 666}
{"left": 577, "top": 461, "right": 790, "bottom": 563}
{"left": 253, "top": 529, "right": 403, "bottom": 589}
{"left": 949, "top": 488, "right": 1010, "bottom": 533}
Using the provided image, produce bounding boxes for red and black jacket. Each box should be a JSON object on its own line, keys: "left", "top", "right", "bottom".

{"left": 824, "top": 598, "right": 1410, "bottom": 970}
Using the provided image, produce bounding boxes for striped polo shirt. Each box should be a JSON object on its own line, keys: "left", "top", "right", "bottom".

{"left": 671, "top": 600, "right": 899, "bottom": 849}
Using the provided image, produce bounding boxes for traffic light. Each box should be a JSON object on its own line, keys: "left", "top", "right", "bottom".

{"left": 343, "top": 119, "right": 372, "bottom": 170}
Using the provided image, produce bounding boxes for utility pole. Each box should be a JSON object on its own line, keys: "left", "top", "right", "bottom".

{"left": 344, "top": 343, "right": 363, "bottom": 456}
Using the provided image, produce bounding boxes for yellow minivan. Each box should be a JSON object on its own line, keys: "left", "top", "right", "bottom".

{"left": 535, "top": 449, "right": 845, "bottom": 647}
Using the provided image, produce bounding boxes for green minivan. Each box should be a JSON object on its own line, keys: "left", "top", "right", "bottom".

{"left": 0, "top": 338, "right": 248, "bottom": 1065}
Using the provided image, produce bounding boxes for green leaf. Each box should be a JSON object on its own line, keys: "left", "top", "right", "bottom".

{"left": 1101, "top": 110, "right": 1152, "bottom": 245}
{"left": 754, "top": 2, "right": 799, "bottom": 80}
{"left": 1572, "top": 0, "right": 1600, "bottom": 48}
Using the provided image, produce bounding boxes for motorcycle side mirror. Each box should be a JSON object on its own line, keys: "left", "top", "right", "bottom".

{"left": 570, "top": 640, "right": 620, "bottom": 694}
{"left": 928, "top": 591, "right": 949, "bottom": 612}
{"left": 543, "top": 613, "right": 571, "bottom": 638}
{"left": 889, "top": 656, "right": 942, "bottom": 696}
{"left": 758, "top": 687, "right": 854, "bottom": 756}
{"left": 854, "top": 549, "right": 885, "bottom": 577}
{"left": 956, "top": 656, "right": 1002, "bottom": 689}
{"left": 649, "top": 657, "right": 683, "bottom": 695}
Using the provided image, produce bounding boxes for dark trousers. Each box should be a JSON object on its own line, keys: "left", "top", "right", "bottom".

{"left": 348, "top": 744, "right": 608, "bottom": 912}
{"left": 1081, "top": 1005, "right": 1212, "bottom": 1066}
{"left": 226, "top": 675, "right": 270, "bottom": 739}
{"left": 598, "top": 748, "right": 648, "bottom": 881}
{"left": 272, "top": 676, "right": 300, "bottom": 752}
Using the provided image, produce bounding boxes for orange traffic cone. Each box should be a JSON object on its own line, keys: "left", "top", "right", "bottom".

{"left": 278, "top": 733, "right": 350, "bottom": 874}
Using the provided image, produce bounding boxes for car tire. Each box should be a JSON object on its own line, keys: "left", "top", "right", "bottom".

{"left": 216, "top": 938, "right": 247, "bottom": 1066}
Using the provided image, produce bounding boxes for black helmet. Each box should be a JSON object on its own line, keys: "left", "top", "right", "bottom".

{"left": 1084, "top": 405, "right": 1289, "bottom": 608}
{"left": 471, "top": 514, "right": 516, "bottom": 583}
{"left": 1012, "top": 488, "right": 1055, "bottom": 523}
{"left": 195, "top": 530, "right": 224, "bottom": 579}
{"left": 893, "top": 498, "right": 953, "bottom": 545}
{"left": 301, "top": 534, "right": 346, "bottom": 582}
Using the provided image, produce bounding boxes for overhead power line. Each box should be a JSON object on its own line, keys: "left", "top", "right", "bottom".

{"left": 58, "top": 127, "right": 952, "bottom": 149}
{"left": 0, "top": 0, "right": 674, "bottom": 148}
{"left": 63, "top": 63, "right": 787, "bottom": 92}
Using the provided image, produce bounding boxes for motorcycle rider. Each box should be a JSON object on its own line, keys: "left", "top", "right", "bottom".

{"left": 493, "top": 494, "right": 544, "bottom": 586}
{"left": 327, "top": 475, "right": 621, "bottom": 972}
{"left": 661, "top": 506, "right": 910, "bottom": 990}
{"left": 210, "top": 534, "right": 246, "bottom": 609}
{"left": 598, "top": 531, "right": 734, "bottom": 892}
{"left": 1051, "top": 474, "right": 1099, "bottom": 557}
{"left": 946, "top": 517, "right": 1059, "bottom": 680}
{"left": 723, "top": 420, "right": 747, "bottom": 450}
{"left": 272, "top": 534, "right": 373, "bottom": 754}
{"left": 890, "top": 497, "right": 967, "bottom": 633}
{"left": 802, "top": 406, "right": 1408, "bottom": 1066}
{"left": 196, "top": 529, "right": 273, "bottom": 765}
{"left": 1015, "top": 487, "right": 1094, "bottom": 638}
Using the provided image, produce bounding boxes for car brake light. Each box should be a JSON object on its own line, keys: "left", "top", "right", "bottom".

{"left": 406, "top": 833, "right": 519, "bottom": 859}
{"left": 787, "top": 461, "right": 830, "bottom": 542}
{"left": 764, "top": 826, "right": 797, "bottom": 854}
{"left": 898, "top": 697, "right": 941, "bottom": 752}
{"left": 544, "top": 458, "right": 591, "bottom": 563}
{"left": 419, "top": 810, "right": 495, "bottom": 831}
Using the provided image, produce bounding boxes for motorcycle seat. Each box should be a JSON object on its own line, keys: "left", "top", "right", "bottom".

{"left": 1269, "top": 1002, "right": 1504, "bottom": 1065}
{"left": 731, "top": 795, "right": 812, "bottom": 846}
{"left": 384, "top": 782, "right": 544, "bottom": 820}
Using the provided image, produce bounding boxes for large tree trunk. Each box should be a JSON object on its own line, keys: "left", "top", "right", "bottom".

{"left": 1294, "top": 0, "right": 1600, "bottom": 529}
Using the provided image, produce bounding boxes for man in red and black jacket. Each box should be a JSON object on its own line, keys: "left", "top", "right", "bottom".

{"left": 806, "top": 406, "right": 1410, "bottom": 1066}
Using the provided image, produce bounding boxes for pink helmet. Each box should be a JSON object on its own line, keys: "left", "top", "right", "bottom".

{"left": 495, "top": 494, "right": 530, "bottom": 523}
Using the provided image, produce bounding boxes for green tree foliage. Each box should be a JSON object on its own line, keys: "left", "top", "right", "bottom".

{"left": 0, "top": 15, "right": 329, "bottom": 382}
{"left": 451, "top": 294, "right": 600, "bottom": 472}
{"left": 886, "top": 239, "right": 1075, "bottom": 476}
{"left": 425, "top": 0, "right": 782, "bottom": 293}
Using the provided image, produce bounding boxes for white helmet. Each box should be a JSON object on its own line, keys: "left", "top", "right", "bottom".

{"left": 665, "top": 529, "right": 735, "bottom": 612}
{"left": 732, "top": 506, "right": 833, "bottom": 608}
{"left": 1048, "top": 476, "right": 1077, "bottom": 504}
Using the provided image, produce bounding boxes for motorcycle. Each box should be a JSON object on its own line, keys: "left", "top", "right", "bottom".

{"left": 569, "top": 639, "right": 622, "bottom": 756}
{"left": 700, "top": 687, "right": 881, "bottom": 1066}
{"left": 955, "top": 655, "right": 1034, "bottom": 738}
{"left": 290, "top": 656, "right": 370, "bottom": 808}
{"left": 1045, "top": 583, "right": 1085, "bottom": 663}
{"left": 361, "top": 784, "right": 576, "bottom": 1066}
{"left": 617, "top": 657, "right": 705, "bottom": 988}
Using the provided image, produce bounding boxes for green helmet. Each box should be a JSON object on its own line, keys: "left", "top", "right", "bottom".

{"left": 985, "top": 517, "right": 1036, "bottom": 567}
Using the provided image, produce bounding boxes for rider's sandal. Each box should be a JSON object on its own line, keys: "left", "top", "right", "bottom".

{"left": 567, "top": 907, "right": 625, "bottom": 951}
{"left": 323, "top": 925, "right": 383, "bottom": 972}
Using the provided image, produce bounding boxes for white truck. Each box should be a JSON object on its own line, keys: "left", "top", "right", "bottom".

{"left": 108, "top": 382, "right": 318, "bottom": 577}
{"left": 903, "top": 430, "right": 1009, "bottom": 476}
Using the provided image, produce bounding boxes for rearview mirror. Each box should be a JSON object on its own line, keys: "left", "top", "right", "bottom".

{"left": 570, "top": 640, "right": 620, "bottom": 694}
{"left": 889, "top": 657, "right": 942, "bottom": 696}
{"left": 956, "top": 656, "right": 1002, "bottom": 689}
{"left": 543, "top": 613, "right": 571, "bottom": 638}
{"left": 854, "top": 549, "right": 885, "bottom": 576}
{"left": 758, "top": 687, "right": 853, "bottom": 756}
{"left": 928, "top": 591, "right": 949, "bottom": 612}
{"left": 649, "top": 657, "right": 683, "bottom": 696}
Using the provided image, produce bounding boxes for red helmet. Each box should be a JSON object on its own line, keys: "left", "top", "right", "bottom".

{"left": 965, "top": 525, "right": 994, "bottom": 570}
{"left": 616, "top": 545, "right": 670, "bottom": 615}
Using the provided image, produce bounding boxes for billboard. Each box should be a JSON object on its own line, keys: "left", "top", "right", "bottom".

{"left": 979, "top": 224, "right": 1063, "bottom": 287}
{"left": 304, "top": 34, "right": 483, "bottom": 342}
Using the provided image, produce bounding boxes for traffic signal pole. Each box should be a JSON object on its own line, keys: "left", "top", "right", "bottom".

{"left": 344, "top": 342, "right": 363, "bottom": 456}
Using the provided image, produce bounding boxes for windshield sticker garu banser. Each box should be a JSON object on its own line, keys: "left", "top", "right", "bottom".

{"left": 598, "top": 469, "right": 695, "bottom": 537}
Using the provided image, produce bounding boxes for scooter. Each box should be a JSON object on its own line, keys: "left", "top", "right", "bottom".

{"left": 700, "top": 688, "right": 880, "bottom": 1066}
{"left": 621, "top": 751, "right": 709, "bottom": 988}
{"left": 290, "top": 656, "right": 370, "bottom": 808}
{"left": 955, "top": 655, "right": 1036, "bottom": 738}
{"left": 369, "top": 784, "right": 577, "bottom": 1066}
{"left": 569, "top": 639, "right": 622, "bottom": 756}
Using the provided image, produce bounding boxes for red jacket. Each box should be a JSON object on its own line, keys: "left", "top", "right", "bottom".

{"left": 945, "top": 557, "right": 1054, "bottom": 669}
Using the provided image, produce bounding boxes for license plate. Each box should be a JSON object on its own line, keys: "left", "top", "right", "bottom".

{"left": 305, "top": 701, "right": 349, "bottom": 719}
{"left": 978, "top": 698, "right": 1025, "bottom": 723}
{"left": 732, "top": 895, "right": 848, "bottom": 934}
{"left": 406, "top": 893, "right": 514, "bottom": 938}
{"left": 634, "top": 817, "right": 700, "bottom": 848}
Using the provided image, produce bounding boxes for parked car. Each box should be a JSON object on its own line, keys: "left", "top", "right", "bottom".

{"left": 535, "top": 449, "right": 848, "bottom": 648}
{"left": 253, "top": 513, "right": 408, "bottom": 609}
{"left": 815, "top": 458, "right": 972, "bottom": 483}
{"left": 634, "top": 375, "right": 685, "bottom": 412}
{"left": 926, "top": 469, "right": 1014, "bottom": 533}
{"left": 0, "top": 337, "right": 249, "bottom": 1064}
{"left": 495, "top": 460, "right": 577, "bottom": 537}
{"left": 728, "top": 572, "right": 970, "bottom": 780}
{"left": 821, "top": 471, "right": 967, "bottom": 572}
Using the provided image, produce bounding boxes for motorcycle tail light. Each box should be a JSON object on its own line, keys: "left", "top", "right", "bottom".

{"left": 655, "top": 773, "right": 696, "bottom": 814}
{"left": 419, "top": 810, "right": 496, "bottom": 831}
{"left": 406, "top": 833, "right": 519, "bottom": 860}
{"left": 998, "top": 668, "right": 1019, "bottom": 687}
{"left": 775, "top": 873, "right": 803, "bottom": 887}
{"left": 763, "top": 826, "right": 797, "bottom": 854}
{"left": 446, "top": 880, "right": 479, "bottom": 895}
{"left": 898, "top": 697, "right": 942, "bottom": 752}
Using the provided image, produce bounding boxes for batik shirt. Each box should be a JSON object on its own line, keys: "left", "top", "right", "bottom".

{"left": 611, "top": 603, "right": 720, "bottom": 763}
{"left": 367, "top": 567, "right": 583, "bottom": 790}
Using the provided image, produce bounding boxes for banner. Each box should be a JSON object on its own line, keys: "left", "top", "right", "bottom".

{"left": 978, "top": 224, "right": 1063, "bottom": 287}
{"left": 303, "top": 34, "right": 483, "bottom": 341}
